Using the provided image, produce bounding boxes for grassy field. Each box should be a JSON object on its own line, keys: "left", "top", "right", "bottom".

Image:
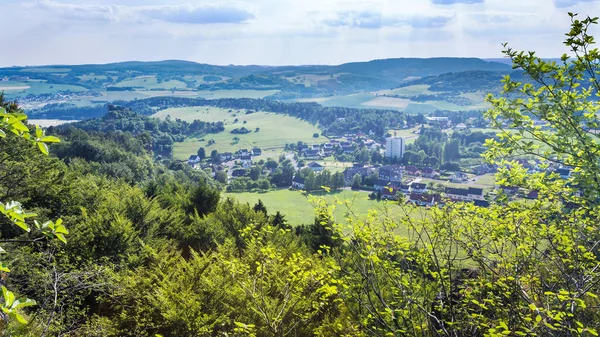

{"left": 161, "top": 108, "right": 327, "bottom": 159}
{"left": 114, "top": 76, "right": 188, "bottom": 90}
{"left": 373, "top": 85, "right": 431, "bottom": 96}
{"left": 225, "top": 189, "right": 425, "bottom": 234}
{"left": 1, "top": 80, "right": 88, "bottom": 98}
{"left": 388, "top": 126, "right": 420, "bottom": 138}
{"left": 195, "top": 90, "right": 279, "bottom": 99}
{"left": 152, "top": 106, "right": 242, "bottom": 123}
{"left": 361, "top": 96, "right": 411, "bottom": 109}
{"left": 296, "top": 93, "right": 374, "bottom": 109}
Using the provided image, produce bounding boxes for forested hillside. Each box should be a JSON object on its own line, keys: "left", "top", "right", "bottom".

{"left": 2, "top": 15, "right": 600, "bottom": 337}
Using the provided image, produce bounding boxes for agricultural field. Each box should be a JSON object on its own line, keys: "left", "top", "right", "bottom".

{"left": 373, "top": 85, "right": 431, "bottom": 96}
{"left": 225, "top": 188, "right": 425, "bottom": 233}
{"left": 195, "top": 90, "right": 279, "bottom": 99}
{"left": 114, "top": 76, "right": 188, "bottom": 90}
{"left": 1, "top": 80, "right": 88, "bottom": 98}
{"left": 77, "top": 74, "right": 109, "bottom": 81}
{"left": 361, "top": 96, "right": 411, "bottom": 109}
{"left": 296, "top": 93, "right": 374, "bottom": 109}
{"left": 155, "top": 108, "right": 327, "bottom": 159}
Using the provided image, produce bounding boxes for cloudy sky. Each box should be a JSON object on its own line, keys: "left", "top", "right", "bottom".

{"left": 1, "top": 0, "right": 599, "bottom": 66}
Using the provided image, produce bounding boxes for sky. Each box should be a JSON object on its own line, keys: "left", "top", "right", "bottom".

{"left": 1, "top": 0, "right": 599, "bottom": 66}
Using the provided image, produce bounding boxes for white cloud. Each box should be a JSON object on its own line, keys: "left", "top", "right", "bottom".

{"left": 31, "top": 0, "right": 255, "bottom": 24}
{"left": 1, "top": 0, "right": 599, "bottom": 66}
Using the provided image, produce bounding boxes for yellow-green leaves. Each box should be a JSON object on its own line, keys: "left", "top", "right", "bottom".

{"left": 34, "top": 218, "right": 69, "bottom": 243}
{"left": 1, "top": 286, "right": 36, "bottom": 324}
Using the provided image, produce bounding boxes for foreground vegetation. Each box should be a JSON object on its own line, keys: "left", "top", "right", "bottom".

{"left": 2, "top": 14, "right": 600, "bottom": 337}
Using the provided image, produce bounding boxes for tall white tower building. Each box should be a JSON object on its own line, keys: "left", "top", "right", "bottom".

{"left": 385, "top": 137, "right": 405, "bottom": 159}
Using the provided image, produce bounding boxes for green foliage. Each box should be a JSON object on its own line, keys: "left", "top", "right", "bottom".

{"left": 484, "top": 13, "right": 600, "bottom": 205}
{"left": 0, "top": 96, "right": 67, "bottom": 327}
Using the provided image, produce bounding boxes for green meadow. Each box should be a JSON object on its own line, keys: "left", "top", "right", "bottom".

{"left": 114, "top": 76, "right": 188, "bottom": 90}
{"left": 151, "top": 107, "right": 327, "bottom": 159}
{"left": 1, "top": 80, "right": 88, "bottom": 98}
{"left": 225, "top": 189, "right": 425, "bottom": 234}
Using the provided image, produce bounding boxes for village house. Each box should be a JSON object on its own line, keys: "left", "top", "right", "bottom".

{"left": 426, "top": 116, "right": 451, "bottom": 128}
{"left": 344, "top": 166, "right": 376, "bottom": 184}
{"left": 496, "top": 185, "right": 519, "bottom": 195}
{"left": 473, "top": 199, "right": 490, "bottom": 208}
{"left": 454, "top": 123, "right": 467, "bottom": 130}
{"left": 421, "top": 167, "right": 438, "bottom": 179}
{"left": 187, "top": 155, "right": 201, "bottom": 165}
{"left": 473, "top": 165, "right": 489, "bottom": 175}
{"left": 410, "top": 182, "right": 428, "bottom": 194}
{"left": 303, "top": 149, "right": 321, "bottom": 160}
{"left": 450, "top": 171, "right": 468, "bottom": 183}
{"left": 231, "top": 168, "right": 247, "bottom": 177}
{"left": 292, "top": 176, "right": 305, "bottom": 189}
{"left": 409, "top": 193, "right": 440, "bottom": 207}
{"left": 307, "top": 162, "right": 324, "bottom": 172}
{"left": 404, "top": 165, "right": 420, "bottom": 176}
{"left": 237, "top": 149, "right": 251, "bottom": 160}
{"left": 555, "top": 168, "right": 572, "bottom": 180}
{"left": 381, "top": 188, "right": 399, "bottom": 200}
{"left": 400, "top": 184, "right": 411, "bottom": 194}
{"left": 342, "top": 145, "right": 354, "bottom": 154}
{"left": 221, "top": 152, "right": 233, "bottom": 161}
{"left": 378, "top": 165, "right": 403, "bottom": 182}
{"left": 373, "top": 180, "right": 401, "bottom": 192}
{"left": 444, "top": 187, "right": 485, "bottom": 202}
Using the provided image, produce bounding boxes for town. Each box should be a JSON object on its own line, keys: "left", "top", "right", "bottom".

{"left": 186, "top": 127, "right": 573, "bottom": 209}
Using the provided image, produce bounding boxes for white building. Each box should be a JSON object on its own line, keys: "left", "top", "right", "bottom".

{"left": 385, "top": 137, "right": 405, "bottom": 159}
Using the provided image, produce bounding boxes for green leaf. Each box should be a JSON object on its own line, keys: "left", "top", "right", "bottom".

{"left": 13, "top": 312, "right": 27, "bottom": 324}
{"left": 40, "top": 135, "right": 60, "bottom": 143}
{"left": 0, "top": 129, "right": 5, "bottom": 138}
{"left": 12, "top": 298, "right": 36, "bottom": 309}
{"left": 37, "top": 142, "right": 48, "bottom": 155}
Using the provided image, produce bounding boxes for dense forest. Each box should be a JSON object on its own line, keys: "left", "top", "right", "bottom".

{"left": 114, "top": 97, "right": 426, "bottom": 137}
{"left": 27, "top": 97, "right": 426, "bottom": 137}
{"left": 2, "top": 16, "right": 600, "bottom": 337}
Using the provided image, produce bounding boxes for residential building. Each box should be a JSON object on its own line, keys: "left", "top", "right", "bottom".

{"left": 385, "top": 137, "right": 405, "bottom": 159}
{"left": 373, "top": 180, "right": 401, "bottom": 192}
{"left": 307, "top": 162, "right": 324, "bottom": 172}
{"left": 404, "top": 165, "right": 420, "bottom": 176}
{"left": 555, "top": 168, "right": 572, "bottom": 179}
{"left": 426, "top": 116, "right": 450, "bottom": 128}
{"left": 410, "top": 193, "right": 440, "bottom": 207}
{"left": 473, "top": 199, "right": 490, "bottom": 208}
{"left": 187, "top": 155, "right": 201, "bottom": 164}
{"left": 292, "top": 176, "right": 305, "bottom": 189}
{"left": 450, "top": 171, "right": 468, "bottom": 182}
{"left": 231, "top": 169, "right": 247, "bottom": 177}
{"left": 422, "top": 167, "right": 438, "bottom": 178}
{"left": 378, "top": 165, "right": 403, "bottom": 182}
{"left": 444, "top": 187, "right": 485, "bottom": 202}
{"left": 344, "top": 166, "right": 376, "bottom": 184}
{"left": 400, "top": 184, "right": 411, "bottom": 194}
{"left": 411, "top": 182, "right": 428, "bottom": 194}
{"left": 303, "top": 149, "right": 321, "bottom": 160}
{"left": 381, "top": 188, "right": 399, "bottom": 200}
{"left": 221, "top": 152, "right": 233, "bottom": 161}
